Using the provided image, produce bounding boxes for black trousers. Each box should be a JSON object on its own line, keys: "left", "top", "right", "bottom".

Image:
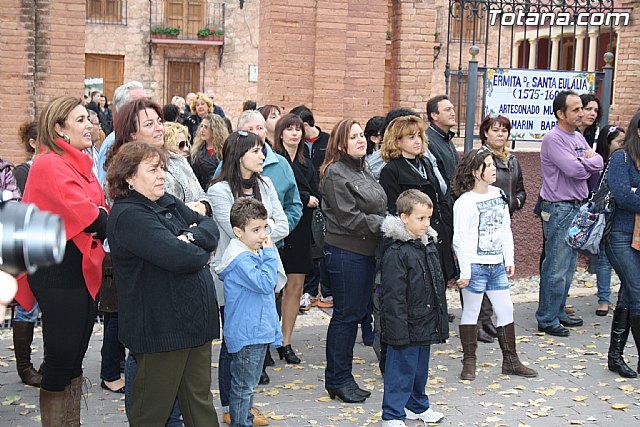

{"left": 31, "top": 284, "right": 96, "bottom": 391}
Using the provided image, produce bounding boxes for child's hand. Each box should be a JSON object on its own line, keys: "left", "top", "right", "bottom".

{"left": 262, "top": 235, "right": 274, "bottom": 249}
{"left": 505, "top": 265, "right": 515, "bottom": 277}
{"left": 456, "top": 278, "right": 469, "bottom": 289}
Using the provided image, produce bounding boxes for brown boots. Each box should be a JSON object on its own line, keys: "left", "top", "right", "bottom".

{"left": 12, "top": 321, "right": 42, "bottom": 387}
{"left": 39, "top": 376, "right": 83, "bottom": 426}
{"left": 460, "top": 323, "right": 537, "bottom": 380}
{"left": 459, "top": 324, "right": 478, "bottom": 380}
{"left": 496, "top": 323, "right": 538, "bottom": 378}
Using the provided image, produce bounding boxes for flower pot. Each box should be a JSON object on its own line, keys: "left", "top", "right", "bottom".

{"left": 198, "top": 35, "right": 215, "bottom": 41}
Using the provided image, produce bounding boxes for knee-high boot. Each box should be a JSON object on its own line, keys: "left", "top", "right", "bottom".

{"left": 459, "top": 324, "right": 478, "bottom": 380}
{"left": 496, "top": 323, "right": 537, "bottom": 378}
{"left": 65, "top": 376, "right": 83, "bottom": 426}
{"left": 607, "top": 307, "right": 637, "bottom": 378}
{"left": 12, "top": 321, "right": 42, "bottom": 387}
{"left": 40, "top": 387, "right": 68, "bottom": 426}
{"left": 630, "top": 316, "right": 640, "bottom": 373}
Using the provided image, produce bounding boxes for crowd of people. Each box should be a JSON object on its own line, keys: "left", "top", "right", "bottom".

{"left": 1, "top": 85, "right": 639, "bottom": 427}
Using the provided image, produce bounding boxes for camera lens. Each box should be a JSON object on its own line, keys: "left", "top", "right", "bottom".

{"left": 0, "top": 202, "right": 66, "bottom": 275}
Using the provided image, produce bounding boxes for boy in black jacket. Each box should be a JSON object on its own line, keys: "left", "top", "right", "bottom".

{"left": 380, "top": 189, "right": 449, "bottom": 426}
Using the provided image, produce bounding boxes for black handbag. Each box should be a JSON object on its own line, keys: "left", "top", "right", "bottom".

{"left": 310, "top": 208, "right": 326, "bottom": 259}
{"left": 590, "top": 158, "right": 616, "bottom": 239}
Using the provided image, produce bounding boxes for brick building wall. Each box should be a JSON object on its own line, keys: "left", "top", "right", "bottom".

{"left": 258, "top": 0, "right": 387, "bottom": 130}
{"left": 1, "top": 0, "right": 85, "bottom": 163}
{"left": 606, "top": 0, "right": 639, "bottom": 128}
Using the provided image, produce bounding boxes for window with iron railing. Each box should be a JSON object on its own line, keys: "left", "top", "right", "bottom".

{"left": 87, "top": 0, "right": 127, "bottom": 25}
{"left": 450, "top": 1, "right": 486, "bottom": 44}
{"left": 151, "top": 0, "right": 225, "bottom": 40}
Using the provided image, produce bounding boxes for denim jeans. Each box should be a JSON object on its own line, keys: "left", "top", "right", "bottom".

{"left": 324, "top": 244, "right": 375, "bottom": 388}
{"left": 536, "top": 201, "right": 580, "bottom": 328}
{"left": 595, "top": 244, "right": 612, "bottom": 305}
{"left": 606, "top": 231, "right": 640, "bottom": 317}
{"left": 229, "top": 344, "right": 268, "bottom": 427}
{"left": 14, "top": 301, "right": 39, "bottom": 322}
{"left": 466, "top": 264, "right": 510, "bottom": 294}
{"left": 100, "top": 312, "right": 126, "bottom": 382}
{"left": 303, "top": 257, "right": 332, "bottom": 298}
{"left": 382, "top": 344, "right": 431, "bottom": 420}
{"left": 124, "top": 353, "right": 183, "bottom": 427}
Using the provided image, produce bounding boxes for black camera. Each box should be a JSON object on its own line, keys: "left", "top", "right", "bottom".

{"left": 0, "top": 200, "right": 66, "bottom": 275}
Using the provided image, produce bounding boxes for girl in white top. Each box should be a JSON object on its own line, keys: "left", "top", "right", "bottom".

{"left": 451, "top": 146, "right": 537, "bottom": 381}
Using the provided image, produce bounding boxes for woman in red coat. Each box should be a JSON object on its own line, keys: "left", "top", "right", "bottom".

{"left": 19, "top": 96, "right": 107, "bottom": 426}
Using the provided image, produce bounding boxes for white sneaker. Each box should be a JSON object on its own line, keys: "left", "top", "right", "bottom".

{"left": 405, "top": 407, "right": 444, "bottom": 423}
{"left": 381, "top": 420, "right": 408, "bottom": 427}
{"left": 299, "top": 293, "right": 312, "bottom": 310}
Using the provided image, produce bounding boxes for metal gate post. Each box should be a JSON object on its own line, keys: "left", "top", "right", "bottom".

{"left": 600, "top": 52, "right": 614, "bottom": 127}
{"left": 464, "top": 46, "right": 480, "bottom": 154}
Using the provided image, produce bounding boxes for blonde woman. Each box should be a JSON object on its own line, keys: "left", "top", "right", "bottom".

{"left": 183, "top": 92, "right": 213, "bottom": 140}
{"left": 379, "top": 115, "right": 456, "bottom": 283}
{"left": 190, "top": 113, "right": 228, "bottom": 190}
{"left": 164, "top": 121, "right": 191, "bottom": 157}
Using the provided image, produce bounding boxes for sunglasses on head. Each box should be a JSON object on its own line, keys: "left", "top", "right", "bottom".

{"left": 475, "top": 145, "right": 492, "bottom": 158}
{"left": 488, "top": 113, "right": 509, "bottom": 120}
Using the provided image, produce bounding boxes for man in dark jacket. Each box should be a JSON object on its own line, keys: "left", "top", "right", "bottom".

{"left": 426, "top": 95, "right": 458, "bottom": 206}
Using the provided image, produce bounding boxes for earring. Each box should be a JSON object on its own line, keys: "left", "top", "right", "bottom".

{"left": 128, "top": 183, "right": 134, "bottom": 191}
{"left": 62, "top": 134, "right": 70, "bottom": 143}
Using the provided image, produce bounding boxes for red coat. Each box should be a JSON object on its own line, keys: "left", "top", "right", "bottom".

{"left": 16, "top": 139, "right": 106, "bottom": 310}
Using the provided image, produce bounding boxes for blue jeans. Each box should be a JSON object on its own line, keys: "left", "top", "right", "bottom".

{"left": 124, "top": 353, "right": 183, "bottom": 427}
{"left": 536, "top": 201, "right": 580, "bottom": 328}
{"left": 596, "top": 245, "right": 612, "bottom": 305}
{"left": 382, "top": 344, "right": 431, "bottom": 420}
{"left": 229, "top": 344, "right": 268, "bottom": 427}
{"left": 14, "top": 301, "right": 39, "bottom": 322}
{"left": 303, "top": 257, "right": 332, "bottom": 298}
{"left": 324, "top": 245, "right": 375, "bottom": 388}
{"left": 606, "top": 231, "right": 640, "bottom": 317}
{"left": 100, "top": 312, "right": 125, "bottom": 382}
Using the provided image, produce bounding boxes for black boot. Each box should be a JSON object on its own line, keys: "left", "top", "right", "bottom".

{"left": 607, "top": 307, "right": 637, "bottom": 378}
{"left": 277, "top": 344, "right": 301, "bottom": 364}
{"left": 631, "top": 316, "right": 640, "bottom": 374}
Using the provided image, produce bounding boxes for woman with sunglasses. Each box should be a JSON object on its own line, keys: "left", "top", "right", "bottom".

{"left": 208, "top": 130, "right": 288, "bottom": 425}
{"left": 190, "top": 113, "right": 229, "bottom": 190}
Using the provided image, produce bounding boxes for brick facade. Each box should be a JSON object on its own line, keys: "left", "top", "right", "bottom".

{"left": 258, "top": 0, "right": 387, "bottom": 130}
{"left": 1, "top": 1, "right": 638, "bottom": 162}
{"left": 1, "top": 0, "right": 85, "bottom": 163}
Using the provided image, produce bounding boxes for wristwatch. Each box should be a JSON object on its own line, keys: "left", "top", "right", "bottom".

{"left": 183, "top": 231, "right": 195, "bottom": 243}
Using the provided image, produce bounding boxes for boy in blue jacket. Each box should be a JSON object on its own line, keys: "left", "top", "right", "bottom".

{"left": 380, "top": 189, "right": 449, "bottom": 426}
{"left": 215, "top": 198, "right": 284, "bottom": 427}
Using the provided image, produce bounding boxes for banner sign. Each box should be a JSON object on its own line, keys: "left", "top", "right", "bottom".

{"left": 484, "top": 68, "right": 595, "bottom": 142}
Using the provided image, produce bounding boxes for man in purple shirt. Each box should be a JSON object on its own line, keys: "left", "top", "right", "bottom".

{"left": 536, "top": 90, "right": 604, "bottom": 337}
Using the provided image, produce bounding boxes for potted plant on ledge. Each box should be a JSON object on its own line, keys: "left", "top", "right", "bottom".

{"left": 197, "top": 28, "right": 215, "bottom": 40}
{"left": 151, "top": 27, "right": 180, "bottom": 39}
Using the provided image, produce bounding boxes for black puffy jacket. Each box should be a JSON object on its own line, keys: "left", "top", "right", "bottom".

{"left": 379, "top": 215, "right": 449, "bottom": 347}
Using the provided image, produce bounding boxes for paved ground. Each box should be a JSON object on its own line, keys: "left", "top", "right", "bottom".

{"left": 1, "top": 285, "right": 639, "bottom": 427}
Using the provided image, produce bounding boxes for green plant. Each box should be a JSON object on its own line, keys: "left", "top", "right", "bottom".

{"left": 151, "top": 26, "right": 180, "bottom": 36}
{"left": 214, "top": 29, "right": 225, "bottom": 36}
{"left": 386, "top": 30, "right": 392, "bottom": 39}
{"left": 197, "top": 28, "right": 214, "bottom": 37}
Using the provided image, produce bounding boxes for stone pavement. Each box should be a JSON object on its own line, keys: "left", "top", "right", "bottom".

{"left": 1, "top": 288, "right": 639, "bottom": 427}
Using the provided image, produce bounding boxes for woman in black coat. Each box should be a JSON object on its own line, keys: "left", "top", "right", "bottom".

{"left": 272, "top": 113, "right": 320, "bottom": 364}
{"left": 379, "top": 116, "right": 456, "bottom": 282}
{"left": 106, "top": 142, "right": 220, "bottom": 427}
